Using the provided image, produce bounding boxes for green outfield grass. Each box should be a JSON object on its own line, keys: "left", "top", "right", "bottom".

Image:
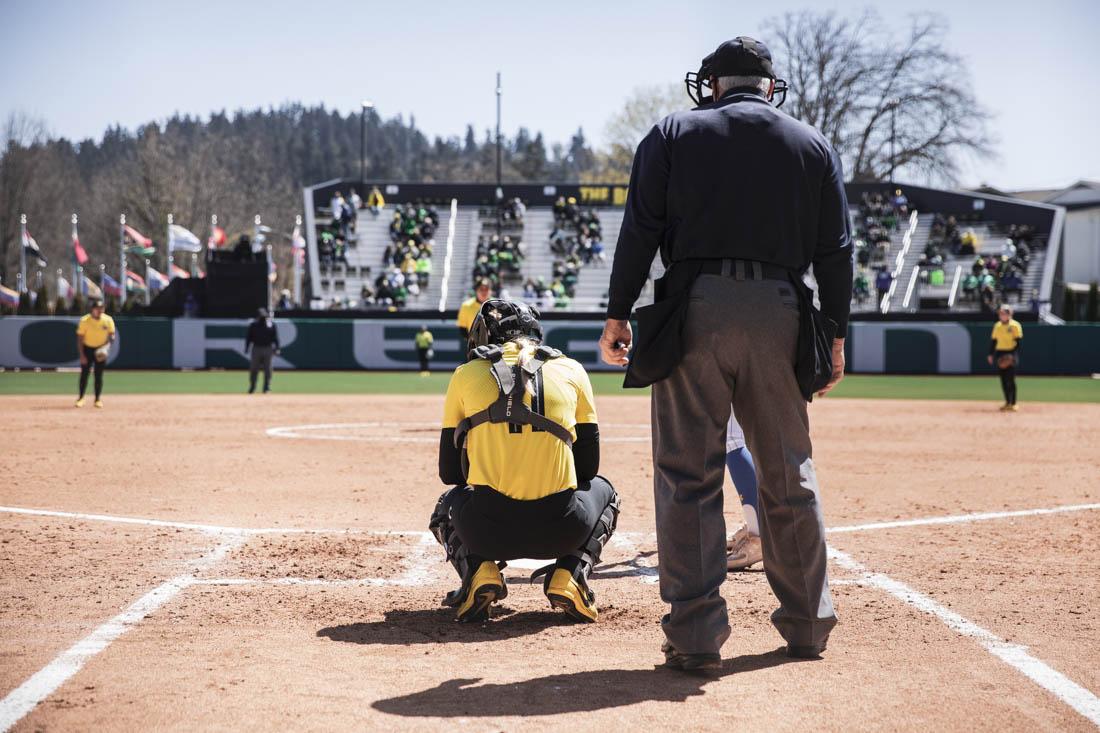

{"left": 1, "top": 369, "right": 1098, "bottom": 402}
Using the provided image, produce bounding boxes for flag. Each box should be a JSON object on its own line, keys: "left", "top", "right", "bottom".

{"left": 254, "top": 224, "right": 272, "bottom": 246}
{"left": 208, "top": 226, "right": 227, "bottom": 248}
{"left": 124, "top": 225, "right": 155, "bottom": 256}
{"left": 102, "top": 273, "right": 123, "bottom": 298}
{"left": 292, "top": 225, "right": 305, "bottom": 266}
{"left": 146, "top": 266, "right": 169, "bottom": 291}
{"left": 57, "top": 276, "right": 74, "bottom": 299}
{"left": 125, "top": 269, "right": 146, "bottom": 292}
{"left": 83, "top": 276, "right": 102, "bottom": 299}
{"left": 168, "top": 224, "right": 202, "bottom": 253}
{"left": 171, "top": 264, "right": 191, "bottom": 279}
{"left": 22, "top": 231, "right": 47, "bottom": 266}
{"left": 0, "top": 284, "right": 19, "bottom": 308}
{"left": 268, "top": 258, "right": 277, "bottom": 283}
{"left": 73, "top": 232, "right": 89, "bottom": 265}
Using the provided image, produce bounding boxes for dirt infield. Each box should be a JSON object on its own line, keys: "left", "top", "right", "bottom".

{"left": 2, "top": 393, "right": 1099, "bottom": 730}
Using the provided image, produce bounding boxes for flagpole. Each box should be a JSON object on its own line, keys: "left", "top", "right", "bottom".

{"left": 56, "top": 268, "right": 64, "bottom": 309}
{"left": 167, "top": 213, "right": 174, "bottom": 282}
{"left": 144, "top": 258, "right": 151, "bottom": 306}
{"left": 208, "top": 214, "right": 216, "bottom": 266}
{"left": 71, "top": 214, "right": 79, "bottom": 297}
{"left": 119, "top": 214, "right": 127, "bottom": 306}
{"left": 19, "top": 214, "right": 27, "bottom": 294}
{"left": 266, "top": 243, "right": 274, "bottom": 311}
{"left": 293, "top": 214, "right": 302, "bottom": 307}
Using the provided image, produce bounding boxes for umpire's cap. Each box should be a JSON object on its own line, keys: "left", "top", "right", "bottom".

{"left": 88, "top": 297, "right": 104, "bottom": 310}
{"left": 708, "top": 36, "right": 776, "bottom": 79}
{"left": 467, "top": 299, "right": 543, "bottom": 354}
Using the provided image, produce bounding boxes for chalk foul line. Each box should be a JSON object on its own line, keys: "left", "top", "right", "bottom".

{"left": 0, "top": 534, "right": 245, "bottom": 732}
{"left": 828, "top": 546, "right": 1100, "bottom": 726}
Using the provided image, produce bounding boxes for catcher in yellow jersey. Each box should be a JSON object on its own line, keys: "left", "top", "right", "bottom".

{"left": 430, "top": 299, "right": 620, "bottom": 623}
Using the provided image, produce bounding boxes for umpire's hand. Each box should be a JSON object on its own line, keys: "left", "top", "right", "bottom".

{"left": 817, "top": 338, "right": 846, "bottom": 397}
{"left": 599, "top": 319, "right": 632, "bottom": 366}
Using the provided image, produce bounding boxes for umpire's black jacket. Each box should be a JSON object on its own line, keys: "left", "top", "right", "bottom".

{"left": 606, "top": 87, "right": 853, "bottom": 333}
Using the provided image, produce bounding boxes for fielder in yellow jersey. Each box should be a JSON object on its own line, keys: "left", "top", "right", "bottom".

{"left": 75, "top": 298, "right": 115, "bottom": 408}
{"left": 988, "top": 304, "right": 1023, "bottom": 411}
{"left": 430, "top": 300, "right": 619, "bottom": 623}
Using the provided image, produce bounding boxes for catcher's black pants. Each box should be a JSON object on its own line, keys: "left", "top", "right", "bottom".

{"left": 444, "top": 477, "right": 616, "bottom": 562}
{"left": 996, "top": 351, "right": 1017, "bottom": 405}
{"left": 417, "top": 347, "right": 430, "bottom": 372}
{"left": 78, "top": 345, "right": 104, "bottom": 400}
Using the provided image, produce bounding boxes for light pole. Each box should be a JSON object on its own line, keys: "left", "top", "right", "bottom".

{"left": 495, "top": 72, "right": 503, "bottom": 197}
{"left": 360, "top": 100, "right": 373, "bottom": 186}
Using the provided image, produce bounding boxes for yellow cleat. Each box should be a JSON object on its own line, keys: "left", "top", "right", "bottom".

{"left": 1007, "top": 404, "right": 1019, "bottom": 412}
{"left": 94, "top": 400, "right": 104, "bottom": 409}
{"left": 545, "top": 568, "right": 598, "bottom": 623}
{"left": 75, "top": 398, "right": 85, "bottom": 408}
{"left": 455, "top": 561, "right": 507, "bottom": 622}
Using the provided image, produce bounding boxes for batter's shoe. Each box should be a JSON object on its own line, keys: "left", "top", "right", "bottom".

{"left": 999, "top": 403, "right": 1011, "bottom": 411}
{"left": 454, "top": 560, "right": 507, "bottom": 622}
{"left": 543, "top": 567, "right": 599, "bottom": 623}
{"left": 75, "top": 398, "right": 85, "bottom": 408}
{"left": 659, "top": 641, "right": 722, "bottom": 672}
{"left": 1007, "top": 404, "right": 1019, "bottom": 412}
{"left": 727, "top": 529, "right": 763, "bottom": 571}
{"left": 94, "top": 400, "right": 103, "bottom": 409}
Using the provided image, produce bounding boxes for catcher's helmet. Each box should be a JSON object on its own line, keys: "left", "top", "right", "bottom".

{"left": 467, "top": 299, "right": 543, "bottom": 354}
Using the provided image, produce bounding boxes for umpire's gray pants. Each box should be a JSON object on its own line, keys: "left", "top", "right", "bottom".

{"left": 652, "top": 275, "right": 836, "bottom": 655}
{"left": 249, "top": 345, "right": 274, "bottom": 392}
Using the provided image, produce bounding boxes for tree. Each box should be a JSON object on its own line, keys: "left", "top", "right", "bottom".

{"left": 600, "top": 83, "right": 685, "bottom": 181}
{"left": 764, "top": 10, "right": 995, "bottom": 183}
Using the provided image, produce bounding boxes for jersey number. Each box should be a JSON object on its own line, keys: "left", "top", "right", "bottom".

{"left": 509, "top": 371, "right": 546, "bottom": 434}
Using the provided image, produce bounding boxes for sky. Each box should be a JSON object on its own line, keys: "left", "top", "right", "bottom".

{"left": 2, "top": 0, "right": 1098, "bottom": 191}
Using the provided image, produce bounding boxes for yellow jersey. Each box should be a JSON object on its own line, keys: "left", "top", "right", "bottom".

{"left": 991, "top": 319, "right": 1022, "bottom": 351}
{"left": 415, "top": 331, "right": 434, "bottom": 349}
{"left": 456, "top": 297, "right": 482, "bottom": 332}
{"left": 76, "top": 314, "right": 116, "bottom": 349}
{"left": 442, "top": 342, "right": 598, "bottom": 500}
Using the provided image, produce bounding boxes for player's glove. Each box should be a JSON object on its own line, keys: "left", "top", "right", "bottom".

{"left": 996, "top": 354, "right": 1015, "bottom": 370}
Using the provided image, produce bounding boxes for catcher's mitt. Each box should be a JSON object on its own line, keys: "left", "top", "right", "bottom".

{"left": 996, "top": 354, "right": 1015, "bottom": 370}
{"left": 94, "top": 344, "right": 110, "bottom": 363}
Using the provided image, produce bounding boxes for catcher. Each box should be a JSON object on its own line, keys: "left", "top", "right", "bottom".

{"left": 430, "top": 299, "right": 620, "bottom": 623}
{"left": 988, "top": 304, "right": 1022, "bottom": 411}
{"left": 75, "top": 298, "right": 116, "bottom": 408}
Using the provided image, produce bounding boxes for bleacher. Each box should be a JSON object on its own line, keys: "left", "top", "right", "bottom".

{"left": 302, "top": 182, "right": 1059, "bottom": 318}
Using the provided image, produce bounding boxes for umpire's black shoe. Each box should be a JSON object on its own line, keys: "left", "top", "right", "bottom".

{"left": 786, "top": 643, "right": 826, "bottom": 659}
{"left": 659, "top": 641, "right": 722, "bottom": 673}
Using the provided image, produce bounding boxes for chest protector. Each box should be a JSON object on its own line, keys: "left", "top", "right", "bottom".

{"left": 453, "top": 344, "right": 574, "bottom": 479}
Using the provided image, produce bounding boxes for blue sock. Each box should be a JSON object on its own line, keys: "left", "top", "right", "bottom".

{"left": 726, "top": 447, "right": 760, "bottom": 536}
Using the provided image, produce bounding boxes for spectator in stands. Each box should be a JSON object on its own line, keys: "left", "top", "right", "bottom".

{"left": 1029, "top": 289, "right": 1041, "bottom": 313}
{"left": 331, "top": 191, "right": 350, "bottom": 238}
{"left": 853, "top": 268, "right": 871, "bottom": 304}
{"left": 962, "top": 272, "right": 979, "bottom": 301}
{"left": 416, "top": 255, "right": 432, "bottom": 288}
{"left": 349, "top": 189, "right": 362, "bottom": 233}
{"left": 276, "top": 289, "right": 292, "bottom": 311}
{"left": 234, "top": 234, "right": 253, "bottom": 263}
{"left": 893, "top": 189, "right": 909, "bottom": 217}
{"left": 367, "top": 186, "right": 385, "bottom": 216}
{"left": 959, "top": 228, "right": 978, "bottom": 256}
{"left": 874, "top": 267, "right": 893, "bottom": 302}
{"left": 1001, "top": 269, "right": 1023, "bottom": 301}
{"left": 360, "top": 281, "right": 375, "bottom": 305}
{"left": 1001, "top": 238, "right": 1017, "bottom": 260}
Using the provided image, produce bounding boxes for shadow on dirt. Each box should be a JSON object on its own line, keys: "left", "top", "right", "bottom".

{"left": 370, "top": 648, "right": 803, "bottom": 716}
{"left": 318, "top": 607, "right": 577, "bottom": 645}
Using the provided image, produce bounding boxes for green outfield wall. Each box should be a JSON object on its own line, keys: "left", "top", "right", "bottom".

{"left": 1, "top": 318, "right": 1097, "bottom": 375}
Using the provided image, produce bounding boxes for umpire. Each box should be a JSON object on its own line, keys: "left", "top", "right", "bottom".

{"left": 245, "top": 308, "right": 281, "bottom": 393}
{"left": 599, "top": 37, "right": 852, "bottom": 670}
